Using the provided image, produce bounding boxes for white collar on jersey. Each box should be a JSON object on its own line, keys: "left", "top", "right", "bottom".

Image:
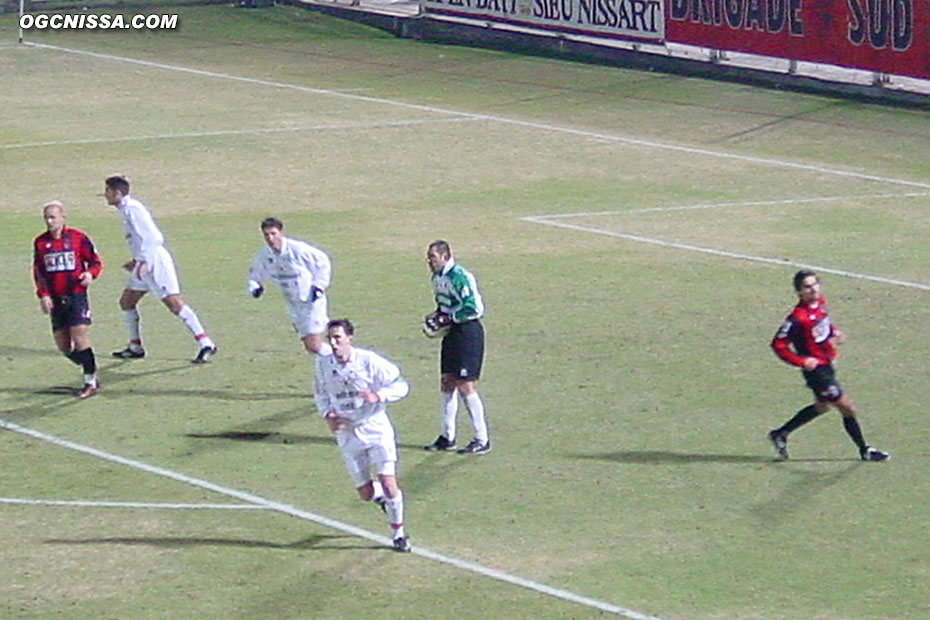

{"left": 272, "top": 236, "right": 291, "bottom": 255}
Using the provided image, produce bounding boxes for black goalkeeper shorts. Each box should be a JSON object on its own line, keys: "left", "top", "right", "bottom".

{"left": 440, "top": 319, "right": 484, "bottom": 381}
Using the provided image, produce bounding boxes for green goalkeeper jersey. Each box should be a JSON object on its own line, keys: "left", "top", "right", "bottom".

{"left": 431, "top": 259, "right": 484, "bottom": 323}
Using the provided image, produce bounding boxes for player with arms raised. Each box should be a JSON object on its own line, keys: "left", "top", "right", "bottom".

{"left": 768, "top": 270, "right": 888, "bottom": 462}
{"left": 32, "top": 201, "right": 103, "bottom": 398}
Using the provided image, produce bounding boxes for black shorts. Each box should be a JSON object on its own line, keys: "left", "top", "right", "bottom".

{"left": 50, "top": 293, "right": 92, "bottom": 332}
{"left": 440, "top": 319, "right": 484, "bottom": 381}
{"left": 802, "top": 364, "right": 843, "bottom": 402}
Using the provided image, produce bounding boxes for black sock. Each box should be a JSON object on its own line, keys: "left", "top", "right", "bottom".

{"left": 779, "top": 404, "right": 823, "bottom": 435}
{"left": 71, "top": 348, "right": 97, "bottom": 375}
{"left": 842, "top": 416, "right": 867, "bottom": 452}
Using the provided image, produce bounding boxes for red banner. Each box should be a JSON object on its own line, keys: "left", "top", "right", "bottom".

{"left": 666, "top": 0, "right": 930, "bottom": 79}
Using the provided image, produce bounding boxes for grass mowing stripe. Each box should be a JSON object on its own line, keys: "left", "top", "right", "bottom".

{"left": 522, "top": 215, "right": 930, "bottom": 292}
{"left": 534, "top": 191, "right": 930, "bottom": 218}
{"left": 24, "top": 41, "right": 930, "bottom": 191}
{"left": 0, "top": 418, "right": 665, "bottom": 620}
{"left": 0, "top": 117, "right": 477, "bottom": 150}
{"left": 0, "top": 498, "right": 269, "bottom": 509}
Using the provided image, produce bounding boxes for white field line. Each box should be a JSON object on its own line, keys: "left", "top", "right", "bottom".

{"left": 0, "top": 117, "right": 478, "bottom": 151}
{"left": 23, "top": 42, "right": 930, "bottom": 191}
{"left": 522, "top": 214, "right": 930, "bottom": 292}
{"left": 536, "top": 191, "right": 930, "bottom": 218}
{"left": 0, "top": 418, "right": 662, "bottom": 620}
{"left": 0, "top": 497, "right": 269, "bottom": 509}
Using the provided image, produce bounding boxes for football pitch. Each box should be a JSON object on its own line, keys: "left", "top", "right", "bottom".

{"left": 2, "top": 5, "right": 930, "bottom": 618}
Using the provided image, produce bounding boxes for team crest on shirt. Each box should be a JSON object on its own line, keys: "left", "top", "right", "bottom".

{"left": 812, "top": 317, "right": 831, "bottom": 343}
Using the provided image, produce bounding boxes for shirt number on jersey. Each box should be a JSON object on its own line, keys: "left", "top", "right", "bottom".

{"left": 44, "top": 251, "right": 76, "bottom": 272}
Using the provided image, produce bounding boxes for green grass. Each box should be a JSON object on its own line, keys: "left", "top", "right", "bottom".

{"left": 2, "top": 5, "right": 930, "bottom": 619}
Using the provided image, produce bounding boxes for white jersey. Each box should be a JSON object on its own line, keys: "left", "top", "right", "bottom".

{"left": 248, "top": 237, "right": 331, "bottom": 305}
{"left": 314, "top": 347, "right": 409, "bottom": 426}
{"left": 117, "top": 195, "right": 165, "bottom": 263}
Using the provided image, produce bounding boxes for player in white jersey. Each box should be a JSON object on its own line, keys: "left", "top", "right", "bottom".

{"left": 104, "top": 176, "right": 217, "bottom": 364}
{"left": 247, "top": 217, "right": 332, "bottom": 356}
{"left": 314, "top": 318, "right": 411, "bottom": 552}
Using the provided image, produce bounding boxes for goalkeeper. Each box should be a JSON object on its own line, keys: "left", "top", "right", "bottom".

{"left": 247, "top": 217, "right": 332, "bottom": 356}
{"left": 422, "top": 240, "right": 491, "bottom": 455}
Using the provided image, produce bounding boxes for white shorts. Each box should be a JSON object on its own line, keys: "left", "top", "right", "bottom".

{"left": 126, "top": 246, "right": 180, "bottom": 300}
{"left": 335, "top": 414, "right": 397, "bottom": 488}
{"left": 287, "top": 296, "right": 329, "bottom": 339}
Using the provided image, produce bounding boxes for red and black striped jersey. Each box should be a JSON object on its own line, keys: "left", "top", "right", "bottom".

{"left": 771, "top": 295, "right": 836, "bottom": 368}
{"left": 32, "top": 227, "right": 103, "bottom": 298}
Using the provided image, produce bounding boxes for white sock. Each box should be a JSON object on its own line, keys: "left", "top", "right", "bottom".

{"left": 82, "top": 373, "right": 97, "bottom": 388}
{"left": 177, "top": 304, "right": 212, "bottom": 347}
{"left": 385, "top": 491, "right": 405, "bottom": 539}
{"left": 440, "top": 391, "right": 458, "bottom": 441}
{"left": 370, "top": 480, "right": 384, "bottom": 502}
{"left": 122, "top": 309, "right": 142, "bottom": 348}
{"left": 463, "top": 392, "right": 489, "bottom": 444}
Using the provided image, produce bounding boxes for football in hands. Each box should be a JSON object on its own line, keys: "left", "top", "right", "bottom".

{"left": 422, "top": 310, "right": 452, "bottom": 338}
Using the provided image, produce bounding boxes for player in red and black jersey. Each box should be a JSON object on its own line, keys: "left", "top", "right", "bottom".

{"left": 768, "top": 270, "right": 888, "bottom": 462}
{"left": 32, "top": 201, "right": 103, "bottom": 398}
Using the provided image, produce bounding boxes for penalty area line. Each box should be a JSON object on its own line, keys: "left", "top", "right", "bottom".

{"left": 522, "top": 215, "right": 930, "bottom": 293}
{"left": 0, "top": 418, "right": 663, "bottom": 620}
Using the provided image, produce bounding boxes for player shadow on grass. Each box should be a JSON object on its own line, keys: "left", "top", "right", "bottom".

{"left": 401, "top": 449, "right": 472, "bottom": 497}
{"left": 185, "top": 404, "right": 430, "bottom": 450}
{"left": 0, "top": 345, "right": 58, "bottom": 358}
{"left": 0, "top": 388, "right": 94, "bottom": 422}
{"left": 186, "top": 430, "right": 336, "bottom": 447}
{"left": 572, "top": 450, "right": 774, "bottom": 464}
{"left": 44, "top": 534, "right": 381, "bottom": 551}
{"left": 185, "top": 430, "right": 430, "bottom": 452}
{"left": 99, "top": 360, "right": 304, "bottom": 401}
{"left": 574, "top": 450, "right": 863, "bottom": 464}
{"left": 750, "top": 462, "right": 861, "bottom": 525}
{"left": 9, "top": 360, "right": 195, "bottom": 400}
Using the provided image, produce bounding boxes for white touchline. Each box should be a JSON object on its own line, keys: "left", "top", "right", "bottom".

{"left": 522, "top": 215, "right": 930, "bottom": 292}
{"left": 22, "top": 42, "right": 930, "bottom": 191}
{"left": 0, "top": 418, "right": 663, "bottom": 620}
{"left": 0, "top": 498, "right": 268, "bottom": 509}
{"left": 0, "top": 117, "right": 477, "bottom": 151}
